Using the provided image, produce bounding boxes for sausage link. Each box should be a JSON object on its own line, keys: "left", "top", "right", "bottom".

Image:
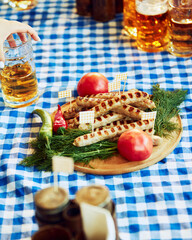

{"left": 114, "top": 104, "right": 144, "bottom": 120}
{"left": 78, "top": 112, "right": 125, "bottom": 130}
{"left": 73, "top": 119, "right": 155, "bottom": 147}
{"left": 76, "top": 97, "right": 103, "bottom": 108}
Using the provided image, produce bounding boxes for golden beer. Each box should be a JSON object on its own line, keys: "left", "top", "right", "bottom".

{"left": 123, "top": 0, "right": 137, "bottom": 38}
{"left": 136, "top": 1, "right": 169, "bottom": 52}
{"left": 168, "top": 2, "right": 192, "bottom": 57}
{"left": 0, "top": 62, "right": 38, "bottom": 107}
{"left": 1, "top": 33, "right": 39, "bottom": 108}
{"left": 8, "top": 0, "right": 38, "bottom": 10}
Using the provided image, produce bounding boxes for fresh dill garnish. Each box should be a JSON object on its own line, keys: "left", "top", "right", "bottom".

{"left": 20, "top": 127, "right": 118, "bottom": 171}
{"left": 20, "top": 85, "right": 187, "bottom": 171}
{"left": 152, "top": 84, "right": 187, "bottom": 137}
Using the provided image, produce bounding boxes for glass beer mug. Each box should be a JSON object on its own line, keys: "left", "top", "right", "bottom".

{"left": 8, "top": 0, "right": 38, "bottom": 10}
{"left": 0, "top": 33, "right": 39, "bottom": 108}
{"left": 123, "top": 0, "right": 137, "bottom": 38}
{"left": 167, "top": 0, "right": 192, "bottom": 57}
{"left": 136, "top": 0, "right": 169, "bottom": 52}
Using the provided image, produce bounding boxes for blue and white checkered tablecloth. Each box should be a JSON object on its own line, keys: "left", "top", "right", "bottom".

{"left": 0, "top": 0, "right": 192, "bottom": 239}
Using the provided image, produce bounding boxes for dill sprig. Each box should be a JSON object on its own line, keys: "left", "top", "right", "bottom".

{"left": 20, "top": 127, "right": 117, "bottom": 171}
{"left": 152, "top": 84, "right": 187, "bottom": 137}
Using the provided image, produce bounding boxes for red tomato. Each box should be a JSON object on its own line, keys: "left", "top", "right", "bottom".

{"left": 117, "top": 129, "right": 153, "bottom": 161}
{"left": 77, "top": 72, "right": 109, "bottom": 96}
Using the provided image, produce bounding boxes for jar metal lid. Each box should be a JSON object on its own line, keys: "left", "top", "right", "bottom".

{"left": 34, "top": 187, "right": 69, "bottom": 213}
{"left": 75, "top": 185, "right": 111, "bottom": 208}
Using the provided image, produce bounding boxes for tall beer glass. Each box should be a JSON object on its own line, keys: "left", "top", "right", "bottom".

{"left": 8, "top": 0, "right": 37, "bottom": 10}
{"left": 167, "top": 0, "right": 192, "bottom": 57}
{"left": 136, "top": 0, "right": 169, "bottom": 52}
{"left": 123, "top": 0, "right": 137, "bottom": 38}
{"left": 0, "top": 33, "right": 39, "bottom": 108}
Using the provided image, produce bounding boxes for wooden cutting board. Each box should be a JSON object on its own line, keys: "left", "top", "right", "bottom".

{"left": 52, "top": 102, "right": 182, "bottom": 175}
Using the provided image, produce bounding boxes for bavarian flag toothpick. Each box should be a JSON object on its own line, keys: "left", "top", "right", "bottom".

{"left": 58, "top": 89, "right": 72, "bottom": 108}
{"left": 79, "top": 110, "right": 95, "bottom": 133}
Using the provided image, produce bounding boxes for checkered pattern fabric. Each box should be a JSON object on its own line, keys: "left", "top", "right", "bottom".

{"left": 0, "top": 0, "right": 192, "bottom": 239}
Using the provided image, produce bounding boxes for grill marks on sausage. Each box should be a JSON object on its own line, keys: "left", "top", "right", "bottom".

{"left": 78, "top": 112, "right": 125, "bottom": 130}
{"left": 114, "top": 104, "right": 143, "bottom": 120}
{"left": 73, "top": 119, "right": 155, "bottom": 147}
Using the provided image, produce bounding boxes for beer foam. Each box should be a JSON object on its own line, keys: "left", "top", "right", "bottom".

{"left": 136, "top": 2, "right": 168, "bottom": 16}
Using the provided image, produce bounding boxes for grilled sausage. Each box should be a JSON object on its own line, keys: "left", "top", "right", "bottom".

{"left": 63, "top": 100, "right": 85, "bottom": 119}
{"left": 76, "top": 97, "right": 103, "bottom": 108}
{"left": 78, "top": 112, "right": 125, "bottom": 130}
{"left": 114, "top": 104, "right": 144, "bottom": 120}
{"left": 120, "top": 90, "right": 155, "bottom": 109}
{"left": 73, "top": 119, "right": 155, "bottom": 147}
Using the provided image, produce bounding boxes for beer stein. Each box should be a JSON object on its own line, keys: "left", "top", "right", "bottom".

{"left": 8, "top": 0, "right": 37, "bottom": 10}
{"left": 123, "top": 0, "right": 137, "bottom": 38}
{"left": 136, "top": 0, "right": 169, "bottom": 52}
{"left": 167, "top": 0, "right": 192, "bottom": 57}
{"left": 0, "top": 33, "right": 39, "bottom": 108}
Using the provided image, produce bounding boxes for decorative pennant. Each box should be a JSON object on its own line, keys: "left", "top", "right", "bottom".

{"left": 115, "top": 72, "right": 128, "bottom": 82}
{"left": 58, "top": 89, "right": 72, "bottom": 99}
{"left": 142, "top": 111, "right": 157, "bottom": 121}
{"left": 108, "top": 80, "right": 121, "bottom": 92}
{"left": 52, "top": 156, "right": 74, "bottom": 192}
{"left": 79, "top": 111, "right": 94, "bottom": 124}
{"left": 58, "top": 89, "right": 72, "bottom": 108}
{"left": 79, "top": 111, "right": 95, "bottom": 132}
{"left": 52, "top": 156, "right": 74, "bottom": 173}
{"left": 114, "top": 72, "right": 128, "bottom": 93}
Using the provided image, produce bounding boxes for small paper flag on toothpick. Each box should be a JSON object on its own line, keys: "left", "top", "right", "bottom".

{"left": 79, "top": 111, "right": 94, "bottom": 124}
{"left": 108, "top": 80, "right": 121, "bottom": 92}
{"left": 115, "top": 72, "right": 128, "bottom": 82}
{"left": 52, "top": 156, "right": 74, "bottom": 192}
{"left": 79, "top": 111, "right": 95, "bottom": 132}
{"left": 52, "top": 156, "right": 74, "bottom": 173}
{"left": 58, "top": 89, "right": 72, "bottom": 99}
{"left": 58, "top": 89, "right": 72, "bottom": 108}
{"left": 141, "top": 111, "right": 157, "bottom": 121}
{"left": 114, "top": 72, "right": 128, "bottom": 93}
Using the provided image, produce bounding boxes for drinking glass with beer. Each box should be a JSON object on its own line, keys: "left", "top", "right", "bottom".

{"left": 136, "top": 0, "right": 169, "bottom": 52}
{"left": 0, "top": 33, "right": 39, "bottom": 108}
{"left": 167, "top": 0, "right": 192, "bottom": 57}
{"left": 8, "top": 0, "right": 37, "bottom": 10}
{"left": 123, "top": 0, "right": 137, "bottom": 39}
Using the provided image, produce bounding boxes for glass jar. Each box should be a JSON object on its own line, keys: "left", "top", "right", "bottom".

{"left": 34, "top": 186, "right": 69, "bottom": 227}
{"left": 0, "top": 33, "right": 39, "bottom": 108}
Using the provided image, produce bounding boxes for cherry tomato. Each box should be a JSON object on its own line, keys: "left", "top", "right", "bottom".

{"left": 117, "top": 129, "right": 153, "bottom": 161}
{"left": 77, "top": 72, "right": 109, "bottom": 97}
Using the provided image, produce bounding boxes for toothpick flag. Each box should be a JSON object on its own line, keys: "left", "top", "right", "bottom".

{"left": 108, "top": 80, "right": 121, "bottom": 92}
{"left": 58, "top": 89, "right": 72, "bottom": 99}
{"left": 52, "top": 155, "right": 74, "bottom": 192}
{"left": 52, "top": 156, "right": 74, "bottom": 174}
{"left": 142, "top": 111, "right": 157, "bottom": 121}
{"left": 79, "top": 111, "right": 95, "bottom": 124}
{"left": 115, "top": 72, "right": 128, "bottom": 93}
{"left": 79, "top": 111, "right": 95, "bottom": 132}
{"left": 115, "top": 72, "right": 128, "bottom": 82}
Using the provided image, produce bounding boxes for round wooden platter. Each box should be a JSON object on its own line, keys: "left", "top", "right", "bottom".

{"left": 52, "top": 102, "right": 182, "bottom": 175}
